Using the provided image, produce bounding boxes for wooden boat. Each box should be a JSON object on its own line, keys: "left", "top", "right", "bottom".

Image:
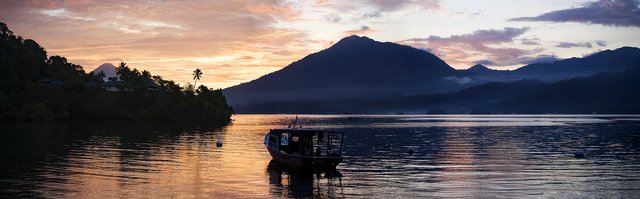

{"left": 264, "top": 120, "right": 344, "bottom": 169}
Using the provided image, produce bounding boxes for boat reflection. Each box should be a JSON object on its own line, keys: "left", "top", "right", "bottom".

{"left": 266, "top": 160, "right": 344, "bottom": 198}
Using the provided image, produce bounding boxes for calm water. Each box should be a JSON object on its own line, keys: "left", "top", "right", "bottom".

{"left": 2, "top": 114, "right": 640, "bottom": 198}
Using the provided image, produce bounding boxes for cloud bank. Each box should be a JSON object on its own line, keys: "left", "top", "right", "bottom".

{"left": 556, "top": 42, "right": 594, "bottom": 48}
{"left": 315, "top": 0, "right": 440, "bottom": 22}
{"left": 511, "top": 0, "right": 640, "bottom": 27}
{"left": 0, "top": 0, "right": 316, "bottom": 89}
{"left": 400, "top": 27, "right": 542, "bottom": 67}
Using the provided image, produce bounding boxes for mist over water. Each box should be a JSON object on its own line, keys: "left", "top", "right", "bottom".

{"left": 2, "top": 115, "right": 640, "bottom": 198}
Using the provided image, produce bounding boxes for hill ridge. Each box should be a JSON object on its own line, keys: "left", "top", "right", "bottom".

{"left": 223, "top": 35, "right": 640, "bottom": 111}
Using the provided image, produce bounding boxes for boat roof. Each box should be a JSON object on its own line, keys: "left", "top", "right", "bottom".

{"left": 270, "top": 128, "right": 344, "bottom": 134}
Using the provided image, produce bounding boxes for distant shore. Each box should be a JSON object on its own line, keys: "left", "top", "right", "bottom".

{"left": 0, "top": 22, "right": 234, "bottom": 122}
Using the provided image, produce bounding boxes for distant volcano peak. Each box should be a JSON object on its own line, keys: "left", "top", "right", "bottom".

{"left": 91, "top": 63, "right": 119, "bottom": 81}
{"left": 340, "top": 35, "right": 372, "bottom": 41}
{"left": 331, "top": 35, "right": 377, "bottom": 48}
{"left": 467, "top": 64, "right": 490, "bottom": 72}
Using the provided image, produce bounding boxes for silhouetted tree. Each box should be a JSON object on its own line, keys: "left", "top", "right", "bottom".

{"left": 184, "top": 83, "right": 195, "bottom": 96}
{"left": 142, "top": 70, "right": 151, "bottom": 78}
{"left": 116, "top": 62, "right": 128, "bottom": 79}
{"left": 0, "top": 21, "right": 234, "bottom": 121}
{"left": 193, "top": 68, "right": 202, "bottom": 87}
{"left": 96, "top": 71, "right": 106, "bottom": 79}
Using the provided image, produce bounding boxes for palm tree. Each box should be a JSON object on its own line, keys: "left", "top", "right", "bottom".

{"left": 142, "top": 70, "right": 151, "bottom": 78}
{"left": 116, "top": 62, "right": 128, "bottom": 81}
{"left": 193, "top": 68, "right": 203, "bottom": 87}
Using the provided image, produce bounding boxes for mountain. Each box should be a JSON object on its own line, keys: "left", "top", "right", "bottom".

{"left": 465, "top": 64, "right": 492, "bottom": 74}
{"left": 235, "top": 69, "right": 640, "bottom": 114}
{"left": 454, "top": 47, "right": 640, "bottom": 84}
{"left": 399, "top": 68, "right": 640, "bottom": 113}
{"left": 234, "top": 79, "right": 547, "bottom": 114}
{"left": 511, "top": 47, "right": 640, "bottom": 81}
{"left": 91, "top": 63, "right": 119, "bottom": 82}
{"left": 223, "top": 35, "right": 640, "bottom": 112}
{"left": 502, "top": 69, "right": 640, "bottom": 113}
{"left": 223, "top": 35, "right": 459, "bottom": 106}
{"left": 459, "top": 64, "right": 513, "bottom": 83}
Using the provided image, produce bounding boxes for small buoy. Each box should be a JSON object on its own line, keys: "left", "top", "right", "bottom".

{"left": 408, "top": 149, "right": 415, "bottom": 155}
{"left": 574, "top": 149, "right": 585, "bottom": 158}
{"left": 216, "top": 132, "right": 223, "bottom": 147}
{"left": 216, "top": 139, "right": 223, "bottom": 147}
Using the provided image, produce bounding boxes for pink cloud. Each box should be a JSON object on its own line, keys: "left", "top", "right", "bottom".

{"left": 399, "top": 27, "right": 541, "bottom": 67}
{"left": 0, "top": 0, "right": 315, "bottom": 89}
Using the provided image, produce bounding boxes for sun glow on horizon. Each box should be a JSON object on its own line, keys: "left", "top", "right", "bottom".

{"left": 1, "top": 0, "right": 639, "bottom": 89}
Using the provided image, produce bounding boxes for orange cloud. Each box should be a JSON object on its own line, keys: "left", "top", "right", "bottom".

{"left": 0, "top": 0, "right": 317, "bottom": 89}
{"left": 247, "top": 3, "right": 301, "bottom": 21}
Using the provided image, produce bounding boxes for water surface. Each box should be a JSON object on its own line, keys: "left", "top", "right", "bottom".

{"left": 2, "top": 115, "right": 640, "bottom": 198}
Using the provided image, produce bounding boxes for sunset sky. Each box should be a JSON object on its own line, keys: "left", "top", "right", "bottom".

{"left": 1, "top": 0, "right": 639, "bottom": 89}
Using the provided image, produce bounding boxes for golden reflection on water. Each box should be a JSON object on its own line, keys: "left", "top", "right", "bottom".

{"left": 434, "top": 126, "right": 531, "bottom": 197}
{"left": 3, "top": 115, "right": 640, "bottom": 198}
{"left": 55, "top": 120, "right": 276, "bottom": 198}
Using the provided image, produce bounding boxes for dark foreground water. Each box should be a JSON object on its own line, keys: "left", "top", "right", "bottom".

{"left": 2, "top": 115, "right": 640, "bottom": 198}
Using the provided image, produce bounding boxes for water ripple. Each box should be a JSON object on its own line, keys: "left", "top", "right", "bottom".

{"left": 1, "top": 115, "right": 640, "bottom": 198}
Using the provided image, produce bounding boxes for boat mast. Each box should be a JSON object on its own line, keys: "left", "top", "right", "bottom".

{"left": 289, "top": 115, "right": 301, "bottom": 129}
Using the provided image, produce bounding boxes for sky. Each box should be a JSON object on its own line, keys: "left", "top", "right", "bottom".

{"left": 1, "top": 0, "right": 639, "bottom": 89}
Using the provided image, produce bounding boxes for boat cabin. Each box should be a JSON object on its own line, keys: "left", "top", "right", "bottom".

{"left": 265, "top": 129, "right": 344, "bottom": 158}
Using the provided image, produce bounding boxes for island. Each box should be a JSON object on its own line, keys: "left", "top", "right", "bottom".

{"left": 0, "top": 22, "right": 234, "bottom": 122}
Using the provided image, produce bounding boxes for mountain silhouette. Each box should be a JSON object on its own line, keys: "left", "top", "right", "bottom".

{"left": 223, "top": 35, "right": 640, "bottom": 112}
{"left": 465, "top": 64, "right": 493, "bottom": 74}
{"left": 235, "top": 69, "right": 640, "bottom": 114}
{"left": 91, "top": 63, "right": 119, "bottom": 82}
{"left": 458, "top": 64, "right": 514, "bottom": 83}
{"left": 511, "top": 46, "right": 640, "bottom": 81}
{"left": 224, "top": 35, "right": 458, "bottom": 105}
{"left": 456, "top": 47, "right": 640, "bottom": 84}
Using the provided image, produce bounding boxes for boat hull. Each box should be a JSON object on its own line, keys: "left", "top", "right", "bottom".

{"left": 267, "top": 147, "right": 342, "bottom": 169}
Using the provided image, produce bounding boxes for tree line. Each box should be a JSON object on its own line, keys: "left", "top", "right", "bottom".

{"left": 0, "top": 22, "right": 234, "bottom": 121}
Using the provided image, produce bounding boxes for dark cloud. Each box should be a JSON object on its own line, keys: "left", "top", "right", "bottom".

{"left": 363, "top": 10, "right": 382, "bottom": 18}
{"left": 518, "top": 54, "right": 559, "bottom": 65}
{"left": 510, "top": 0, "right": 640, "bottom": 27}
{"left": 315, "top": 0, "right": 440, "bottom": 13}
{"left": 325, "top": 14, "right": 342, "bottom": 23}
{"left": 556, "top": 42, "right": 593, "bottom": 48}
{"left": 342, "top": 25, "right": 374, "bottom": 35}
{"left": 366, "top": 0, "right": 440, "bottom": 12}
{"left": 405, "top": 27, "right": 530, "bottom": 44}
{"left": 315, "top": 0, "right": 440, "bottom": 22}
{"left": 520, "top": 38, "right": 540, "bottom": 45}
{"left": 596, "top": 40, "right": 608, "bottom": 46}
{"left": 400, "top": 27, "right": 538, "bottom": 67}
